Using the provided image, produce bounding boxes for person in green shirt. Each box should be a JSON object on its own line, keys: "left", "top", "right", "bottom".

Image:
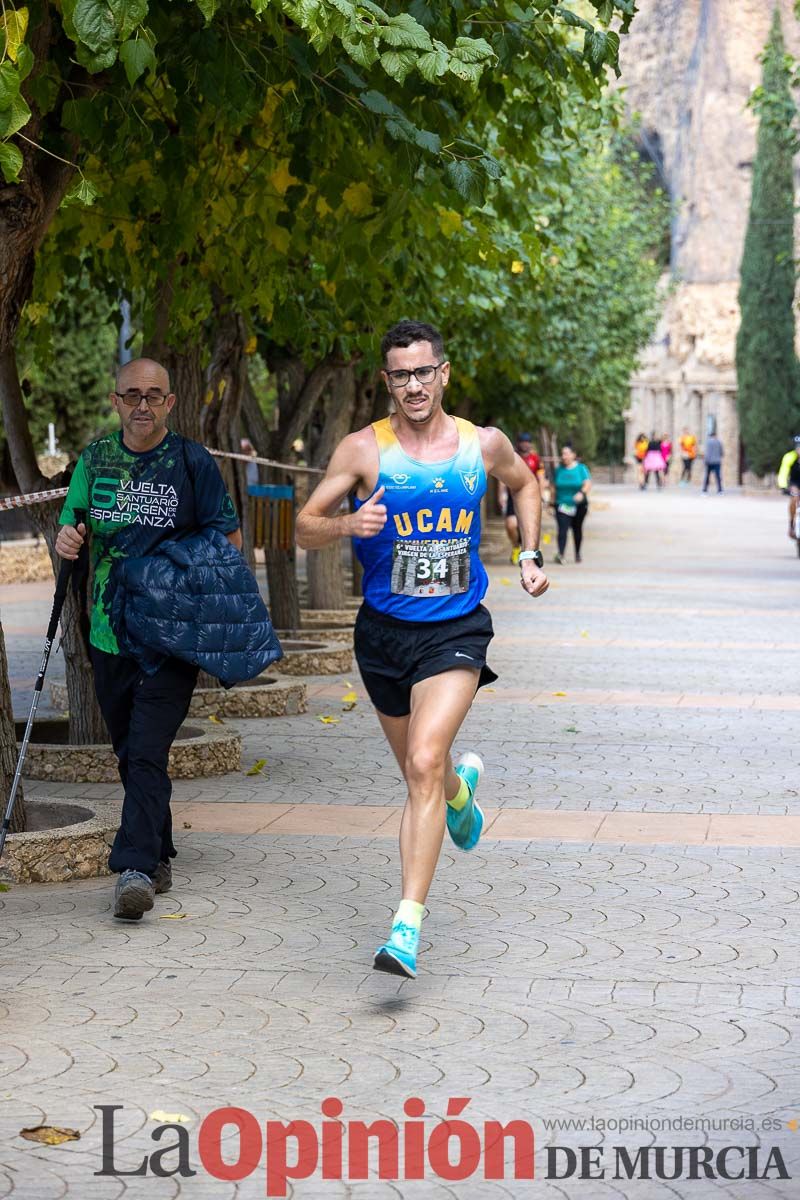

{"left": 552, "top": 445, "right": 591, "bottom": 564}
{"left": 56, "top": 357, "right": 242, "bottom": 921}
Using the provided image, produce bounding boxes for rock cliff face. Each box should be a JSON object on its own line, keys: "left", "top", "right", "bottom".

{"left": 620, "top": 0, "right": 800, "bottom": 481}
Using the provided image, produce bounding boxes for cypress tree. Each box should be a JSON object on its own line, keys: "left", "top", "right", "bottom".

{"left": 736, "top": 7, "right": 800, "bottom": 476}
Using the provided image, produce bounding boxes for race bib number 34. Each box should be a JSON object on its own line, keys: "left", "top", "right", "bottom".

{"left": 391, "top": 537, "right": 470, "bottom": 597}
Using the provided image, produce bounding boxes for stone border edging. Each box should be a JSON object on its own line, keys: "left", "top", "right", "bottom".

{"left": 51, "top": 676, "right": 307, "bottom": 720}
{"left": 1, "top": 798, "right": 119, "bottom": 884}
{"left": 277, "top": 628, "right": 353, "bottom": 645}
{"left": 300, "top": 609, "right": 357, "bottom": 629}
{"left": 19, "top": 720, "right": 241, "bottom": 783}
{"left": 272, "top": 641, "right": 354, "bottom": 676}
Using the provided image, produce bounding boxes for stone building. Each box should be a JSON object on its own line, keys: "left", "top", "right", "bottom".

{"left": 620, "top": 0, "right": 800, "bottom": 484}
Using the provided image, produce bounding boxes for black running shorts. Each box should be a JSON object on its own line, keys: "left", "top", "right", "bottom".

{"left": 354, "top": 602, "right": 498, "bottom": 718}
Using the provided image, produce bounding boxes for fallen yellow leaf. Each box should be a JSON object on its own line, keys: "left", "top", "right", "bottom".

{"left": 246, "top": 759, "right": 267, "bottom": 776}
{"left": 341, "top": 691, "right": 357, "bottom": 703}
{"left": 580, "top": 631, "right": 589, "bottom": 638}
{"left": 159, "top": 913, "right": 188, "bottom": 920}
{"left": 20, "top": 1125, "right": 80, "bottom": 1146}
{"left": 500, "top": 577, "right": 511, "bottom": 586}
{"left": 149, "top": 1111, "right": 192, "bottom": 1124}
{"left": 208, "top": 714, "right": 224, "bottom": 724}
{"left": 553, "top": 691, "right": 567, "bottom": 697}
{"left": 319, "top": 715, "right": 340, "bottom": 725}
{"left": 484, "top": 687, "right": 496, "bottom": 693}
{"left": 542, "top": 533, "right": 551, "bottom": 544}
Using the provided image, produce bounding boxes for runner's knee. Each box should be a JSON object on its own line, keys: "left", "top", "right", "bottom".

{"left": 404, "top": 744, "right": 447, "bottom": 785}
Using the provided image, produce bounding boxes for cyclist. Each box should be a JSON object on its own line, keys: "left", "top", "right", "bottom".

{"left": 777, "top": 436, "right": 800, "bottom": 540}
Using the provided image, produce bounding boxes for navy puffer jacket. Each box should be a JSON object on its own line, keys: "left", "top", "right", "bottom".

{"left": 108, "top": 528, "right": 282, "bottom": 685}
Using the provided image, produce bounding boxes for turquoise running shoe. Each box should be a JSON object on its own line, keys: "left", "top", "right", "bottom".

{"left": 373, "top": 920, "right": 419, "bottom": 979}
{"left": 446, "top": 751, "right": 485, "bottom": 851}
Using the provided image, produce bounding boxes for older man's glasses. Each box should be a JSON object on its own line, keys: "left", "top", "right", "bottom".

{"left": 385, "top": 363, "right": 444, "bottom": 388}
{"left": 115, "top": 389, "right": 169, "bottom": 407}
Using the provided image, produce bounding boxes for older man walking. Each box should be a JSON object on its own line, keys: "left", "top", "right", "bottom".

{"left": 56, "top": 358, "right": 242, "bottom": 920}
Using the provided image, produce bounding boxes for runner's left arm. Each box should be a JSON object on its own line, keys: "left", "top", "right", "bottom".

{"left": 192, "top": 446, "right": 243, "bottom": 550}
{"left": 481, "top": 428, "right": 549, "bottom": 598}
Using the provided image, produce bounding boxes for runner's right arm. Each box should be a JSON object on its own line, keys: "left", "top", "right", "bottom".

{"left": 55, "top": 456, "right": 89, "bottom": 560}
{"left": 296, "top": 432, "right": 386, "bottom": 549}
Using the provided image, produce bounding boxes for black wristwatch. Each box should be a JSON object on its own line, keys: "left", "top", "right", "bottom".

{"left": 518, "top": 549, "right": 544, "bottom": 568}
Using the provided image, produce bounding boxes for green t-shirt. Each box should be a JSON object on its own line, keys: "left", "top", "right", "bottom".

{"left": 60, "top": 430, "right": 239, "bottom": 654}
{"left": 554, "top": 462, "right": 591, "bottom": 510}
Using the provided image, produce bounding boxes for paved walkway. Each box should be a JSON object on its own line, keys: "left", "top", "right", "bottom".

{"left": 1, "top": 485, "right": 799, "bottom": 1196}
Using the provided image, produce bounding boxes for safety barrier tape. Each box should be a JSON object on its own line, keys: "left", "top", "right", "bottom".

{"left": 0, "top": 449, "right": 322, "bottom": 512}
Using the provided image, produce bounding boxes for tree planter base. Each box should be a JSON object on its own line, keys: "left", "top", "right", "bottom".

{"left": 51, "top": 675, "right": 307, "bottom": 721}
{"left": 301, "top": 609, "right": 358, "bottom": 629}
{"left": 15, "top": 718, "right": 241, "bottom": 783}
{"left": 277, "top": 628, "right": 352, "bottom": 646}
{"left": 270, "top": 640, "right": 354, "bottom": 676}
{"left": 0, "top": 798, "right": 119, "bottom": 884}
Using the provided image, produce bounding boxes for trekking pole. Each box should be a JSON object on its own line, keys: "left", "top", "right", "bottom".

{"left": 0, "top": 511, "right": 87, "bottom": 862}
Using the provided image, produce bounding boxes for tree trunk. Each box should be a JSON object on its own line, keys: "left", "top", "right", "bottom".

{"left": 1, "top": 347, "right": 107, "bottom": 744}
{"left": 33, "top": 504, "right": 109, "bottom": 744}
{"left": 274, "top": 357, "right": 337, "bottom": 461}
{"left": 205, "top": 296, "right": 253, "bottom": 563}
{"left": 0, "top": 621, "right": 26, "bottom": 834}
{"left": 266, "top": 550, "right": 300, "bottom": 629}
{"left": 142, "top": 271, "right": 205, "bottom": 443}
{"left": 306, "top": 365, "right": 356, "bottom": 610}
{"left": 241, "top": 367, "right": 273, "bottom": 463}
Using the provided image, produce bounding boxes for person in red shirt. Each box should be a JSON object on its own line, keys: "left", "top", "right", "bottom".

{"left": 504, "top": 433, "right": 543, "bottom": 563}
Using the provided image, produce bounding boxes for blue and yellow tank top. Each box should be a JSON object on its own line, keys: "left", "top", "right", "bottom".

{"left": 353, "top": 416, "right": 488, "bottom": 621}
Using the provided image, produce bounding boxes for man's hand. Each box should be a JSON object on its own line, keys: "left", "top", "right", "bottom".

{"left": 520, "top": 561, "right": 549, "bottom": 597}
{"left": 55, "top": 523, "right": 86, "bottom": 561}
{"left": 346, "top": 486, "right": 387, "bottom": 538}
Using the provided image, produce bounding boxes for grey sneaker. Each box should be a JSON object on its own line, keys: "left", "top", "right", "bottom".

{"left": 114, "top": 870, "right": 155, "bottom": 921}
{"left": 151, "top": 861, "right": 172, "bottom": 895}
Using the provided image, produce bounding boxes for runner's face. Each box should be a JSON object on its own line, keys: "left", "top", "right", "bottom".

{"left": 383, "top": 341, "right": 450, "bottom": 426}
{"left": 111, "top": 362, "right": 175, "bottom": 444}
{"left": 561, "top": 447, "right": 576, "bottom": 466}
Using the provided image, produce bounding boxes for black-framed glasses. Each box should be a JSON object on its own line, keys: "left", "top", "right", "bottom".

{"left": 385, "top": 363, "right": 445, "bottom": 388}
{"left": 115, "top": 389, "right": 170, "bottom": 407}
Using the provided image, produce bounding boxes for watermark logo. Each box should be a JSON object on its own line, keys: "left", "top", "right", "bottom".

{"left": 95, "top": 1099, "right": 534, "bottom": 1194}
{"left": 94, "top": 1102, "right": 792, "bottom": 1191}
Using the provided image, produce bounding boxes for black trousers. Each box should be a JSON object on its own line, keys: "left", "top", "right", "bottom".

{"left": 681, "top": 457, "right": 693, "bottom": 481}
{"left": 91, "top": 648, "right": 198, "bottom": 876}
{"left": 703, "top": 464, "right": 722, "bottom": 492}
{"left": 556, "top": 503, "right": 588, "bottom": 556}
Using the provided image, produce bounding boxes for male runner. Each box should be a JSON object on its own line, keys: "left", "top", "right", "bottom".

{"left": 296, "top": 320, "right": 549, "bottom": 979}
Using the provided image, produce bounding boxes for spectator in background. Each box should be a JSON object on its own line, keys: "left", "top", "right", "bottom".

{"left": 240, "top": 437, "right": 259, "bottom": 490}
{"left": 642, "top": 433, "right": 666, "bottom": 489}
{"left": 503, "top": 432, "right": 543, "bottom": 564}
{"left": 702, "top": 431, "right": 724, "bottom": 494}
{"left": 660, "top": 433, "right": 673, "bottom": 482}
{"left": 634, "top": 433, "right": 648, "bottom": 487}
{"left": 679, "top": 428, "right": 698, "bottom": 485}
{"left": 553, "top": 445, "right": 591, "bottom": 564}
